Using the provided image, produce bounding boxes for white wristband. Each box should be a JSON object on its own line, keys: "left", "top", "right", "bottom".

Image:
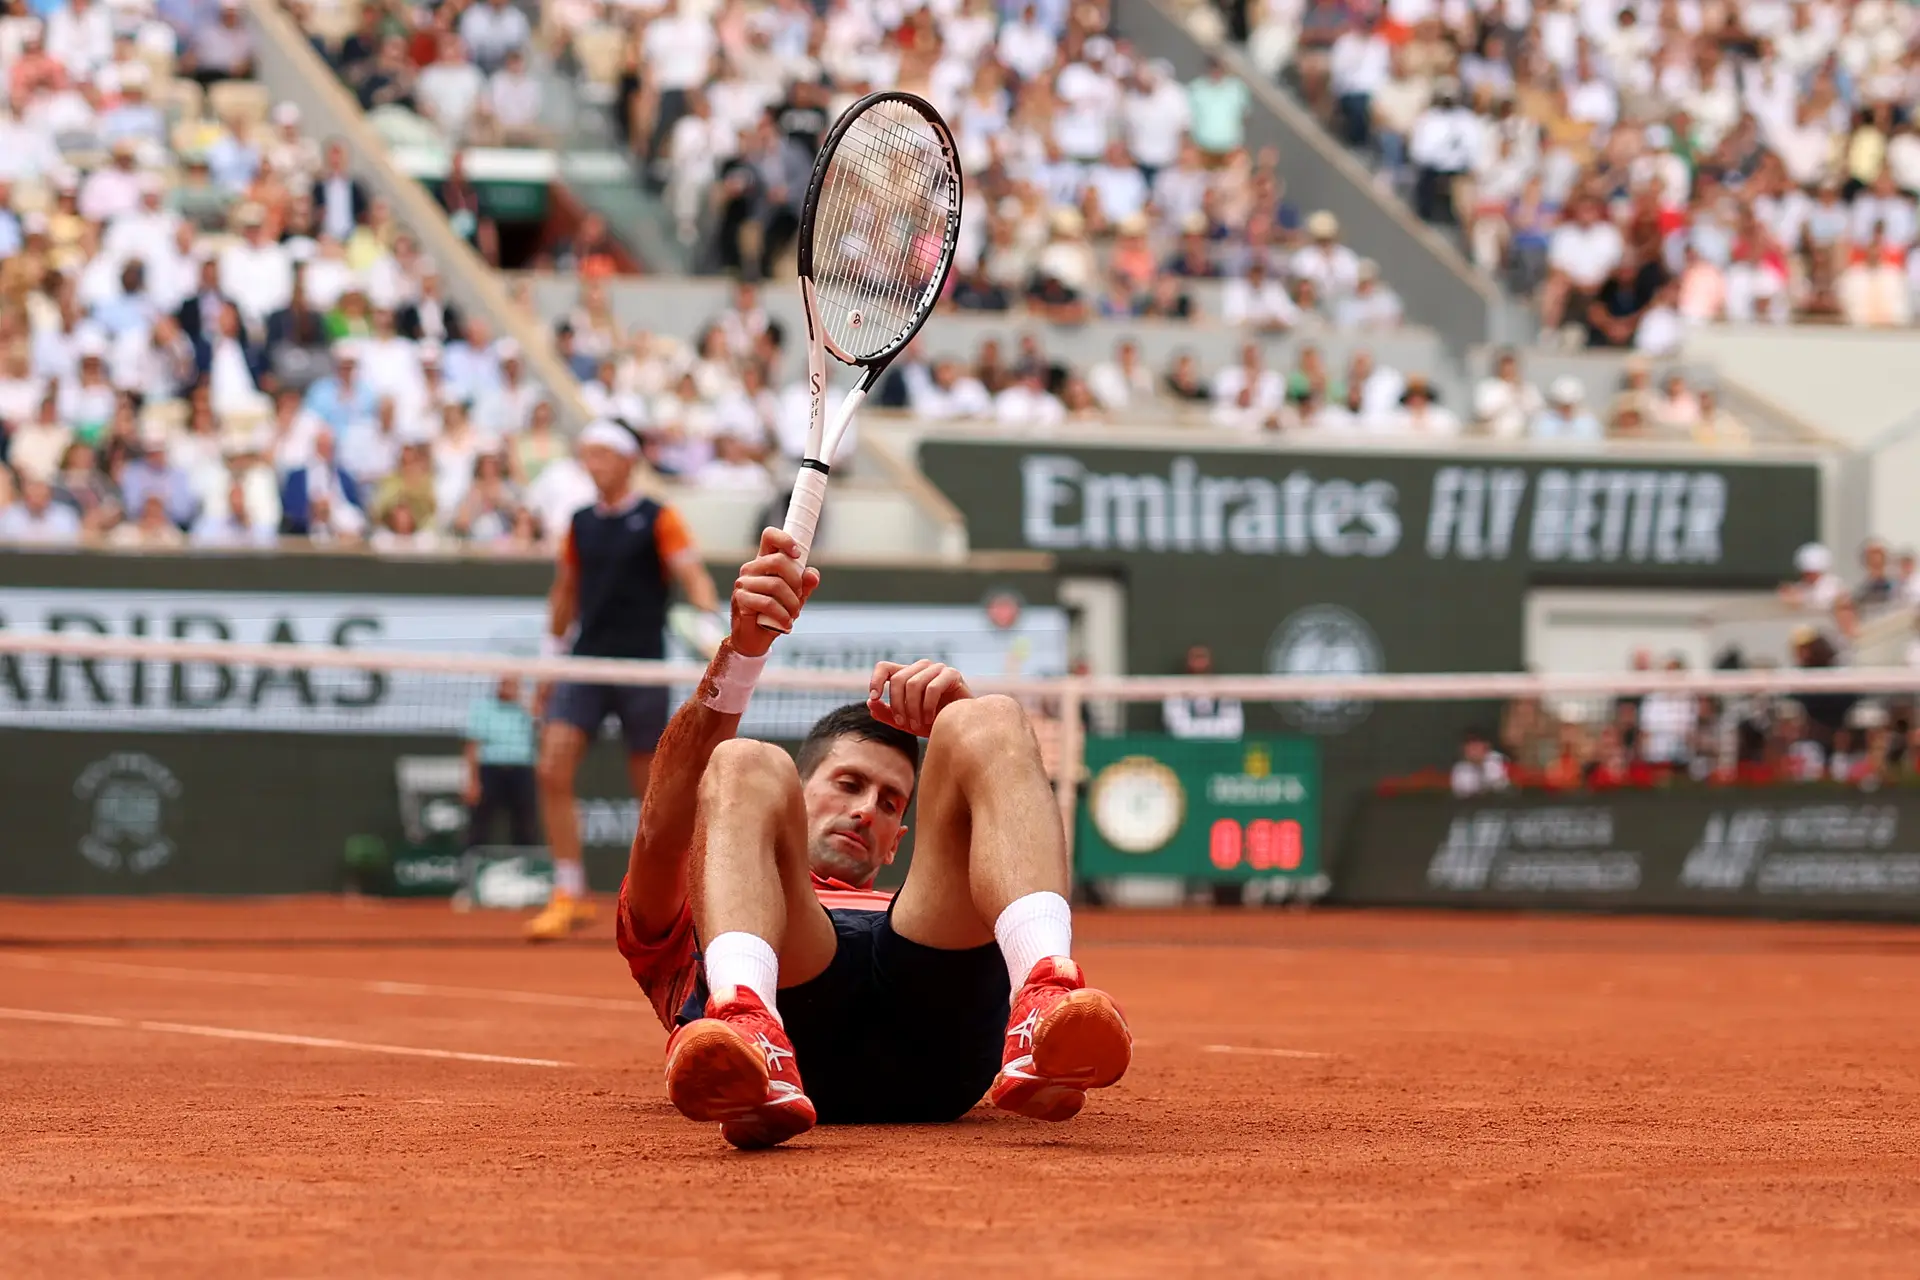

{"left": 702, "top": 648, "right": 768, "bottom": 715}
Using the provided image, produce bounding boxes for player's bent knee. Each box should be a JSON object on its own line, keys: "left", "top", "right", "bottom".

{"left": 930, "top": 694, "right": 1039, "bottom": 769}
{"left": 700, "top": 737, "right": 801, "bottom": 800}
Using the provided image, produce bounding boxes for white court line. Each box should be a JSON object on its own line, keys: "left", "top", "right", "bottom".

{"left": 0, "top": 1006, "right": 572, "bottom": 1068}
{"left": 0, "top": 954, "right": 644, "bottom": 1013}
{"left": 1200, "top": 1043, "right": 1332, "bottom": 1059}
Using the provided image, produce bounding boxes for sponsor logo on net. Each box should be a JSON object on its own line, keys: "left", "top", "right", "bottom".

{"left": 1680, "top": 806, "right": 1920, "bottom": 896}
{"left": 73, "top": 752, "right": 182, "bottom": 874}
{"left": 1426, "top": 808, "right": 1640, "bottom": 894}
{"left": 1266, "top": 605, "right": 1382, "bottom": 734}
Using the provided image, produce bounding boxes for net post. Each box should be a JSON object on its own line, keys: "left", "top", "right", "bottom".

{"left": 1055, "top": 677, "right": 1085, "bottom": 876}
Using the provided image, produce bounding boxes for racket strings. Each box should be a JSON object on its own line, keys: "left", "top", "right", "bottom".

{"left": 810, "top": 101, "right": 955, "bottom": 361}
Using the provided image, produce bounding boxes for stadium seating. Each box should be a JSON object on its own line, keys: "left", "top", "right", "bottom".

{"left": 0, "top": 0, "right": 1791, "bottom": 557}
{"left": 1228, "top": 0, "right": 1920, "bottom": 344}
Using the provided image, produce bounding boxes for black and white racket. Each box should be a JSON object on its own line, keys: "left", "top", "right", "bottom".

{"left": 761, "top": 90, "right": 962, "bottom": 632}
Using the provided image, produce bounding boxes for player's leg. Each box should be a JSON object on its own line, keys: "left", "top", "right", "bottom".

{"left": 665, "top": 739, "right": 836, "bottom": 1148}
{"left": 528, "top": 689, "right": 594, "bottom": 940}
{"left": 505, "top": 764, "right": 539, "bottom": 848}
{"left": 687, "top": 738, "right": 839, "bottom": 988}
{"left": 890, "top": 694, "right": 1131, "bottom": 1121}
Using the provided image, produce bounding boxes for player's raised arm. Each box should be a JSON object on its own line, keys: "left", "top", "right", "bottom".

{"left": 624, "top": 527, "right": 820, "bottom": 936}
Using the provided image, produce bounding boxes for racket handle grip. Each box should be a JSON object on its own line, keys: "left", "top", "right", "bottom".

{"left": 758, "top": 465, "right": 830, "bottom": 633}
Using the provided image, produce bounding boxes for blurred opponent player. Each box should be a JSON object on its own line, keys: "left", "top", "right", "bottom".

{"left": 527, "top": 421, "right": 720, "bottom": 941}
{"left": 614, "top": 527, "right": 1132, "bottom": 1147}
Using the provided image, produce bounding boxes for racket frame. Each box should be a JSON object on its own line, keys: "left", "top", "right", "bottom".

{"left": 761, "top": 91, "right": 963, "bottom": 633}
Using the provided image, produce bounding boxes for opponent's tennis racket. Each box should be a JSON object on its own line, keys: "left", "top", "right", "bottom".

{"left": 759, "top": 90, "right": 963, "bottom": 633}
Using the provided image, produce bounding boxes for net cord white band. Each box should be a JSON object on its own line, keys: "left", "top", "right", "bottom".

{"left": 5, "top": 631, "right": 1920, "bottom": 702}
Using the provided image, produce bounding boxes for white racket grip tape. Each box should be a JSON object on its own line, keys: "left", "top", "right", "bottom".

{"left": 783, "top": 464, "right": 830, "bottom": 562}
{"left": 756, "top": 466, "right": 830, "bottom": 634}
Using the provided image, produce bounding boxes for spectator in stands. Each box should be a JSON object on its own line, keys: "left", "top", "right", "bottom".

{"left": 118, "top": 441, "right": 200, "bottom": 530}
{"left": 1124, "top": 59, "right": 1189, "bottom": 181}
{"left": 1088, "top": 340, "right": 1154, "bottom": 413}
{"left": 418, "top": 36, "right": 486, "bottom": 143}
{"left": 1856, "top": 540, "right": 1898, "bottom": 609}
{"left": 1781, "top": 543, "right": 1847, "bottom": 616}
{"left": 183, "top": 0, "right": 255, "bottom": 87}
{"left": 1333, "top": 261, "right": 1403, "bottom": 330}
{"left": 1470, "top": 349, "right": 1540, "bottom": 439}
{"left": 1188, "top": 58, "right": 1250, "bottom": 161}
{"left": 1379, "top": 375, "right": 1460, "bottom": 437}
{"left": 191, "top": 480, "right": 277, "bottom": 549}
{"left": 1585, "top": 254, "right": 1665, "bottom": 350}
{"left": 483, "top": 48, "right": 545, "bottom": 147}
{"left": 1222, "top": 256, "right": 1299, "bottom": 331}
{"left": 110, "top": 492, "right": 187, "bottom": 548}
{"left": 1450, "top": 728, "right": 1510, "bottom": 797}
{"left": 0, "top": 475, "right": 82, "bottom": 544}
{"left": 1529, "top": 377, "right": 1603, "bottom": 442}
{"left": 358, "top": 36, "right": 418, "bottom": 113}
{"left": 280, "top": 426, "right": 365, "bottom": 536}
{"left": 1541, "top": 197, "right": 1622, "bottom": 334}
{"left": 459, "top": 0, "right": 531, "bottom": 75}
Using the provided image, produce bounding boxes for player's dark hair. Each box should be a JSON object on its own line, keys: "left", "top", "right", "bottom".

{"left": 797, "top": 704, "right": 922, "bottom": 782}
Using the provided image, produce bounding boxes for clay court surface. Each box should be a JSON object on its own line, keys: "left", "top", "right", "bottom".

{"left": 3, "top": 901, "right": 1917, "bottom": 1278}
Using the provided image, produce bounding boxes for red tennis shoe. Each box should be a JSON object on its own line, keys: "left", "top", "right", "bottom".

{"left": 664, "top": 987, "right": 816, "bottom": 1150}
{"left": 989, "top": 957, "right": 1132, "bottom": 1122}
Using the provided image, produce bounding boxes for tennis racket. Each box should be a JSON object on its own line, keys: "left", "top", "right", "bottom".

{"left": 759, "top": 90, "right": 963, "bottom": 633}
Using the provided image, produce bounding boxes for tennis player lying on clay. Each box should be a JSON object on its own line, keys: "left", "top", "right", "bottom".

{"left": 614, "top": 527, "right": 1132, "bottom": 1148}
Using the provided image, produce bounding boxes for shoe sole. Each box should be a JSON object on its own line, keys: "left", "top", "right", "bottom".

{"left": 665, "top": 1021, "right": 769, "bottom": 1122}
{"left": 721, "top": 1095, "right": 818, "bottom": 1151}
{"left": 1032, "top": 989, "right": 1132, "bottom": 1090}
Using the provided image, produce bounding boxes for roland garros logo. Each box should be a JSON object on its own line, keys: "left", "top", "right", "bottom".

{"left": 74, "top": 752, "right": 183, "bottom": 874}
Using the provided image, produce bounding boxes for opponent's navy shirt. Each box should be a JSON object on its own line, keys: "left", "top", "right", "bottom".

{"left": 563, "top": 496, "right": 692, "bottom": 660}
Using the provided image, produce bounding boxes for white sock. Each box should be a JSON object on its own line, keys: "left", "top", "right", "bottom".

{"left": 704, "top": 931, "right": 782, "bottom": 1024}
{"left": 553, "top": 860, "right": 586, "bottom": 898}
{"left": 994, "top": 891, "right": 1073, "bottom": 988}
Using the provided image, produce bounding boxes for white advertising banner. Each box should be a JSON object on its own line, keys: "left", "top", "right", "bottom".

{"left": 0, "top": 589, "right": 1069, "bottom": 738}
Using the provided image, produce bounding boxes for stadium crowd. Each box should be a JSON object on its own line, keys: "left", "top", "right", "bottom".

{"left": 1436, "top": 537, "right": 1920, "bottom": 796}
{"left": 1234, "top": 0, "right": 1920, "bottom": 341}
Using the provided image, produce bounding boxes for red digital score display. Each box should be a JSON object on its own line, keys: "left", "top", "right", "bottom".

{"left": 1208, "top": 818, "right": 1304, "bottom": 872}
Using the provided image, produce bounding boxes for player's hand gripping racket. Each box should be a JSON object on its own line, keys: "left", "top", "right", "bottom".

{"left": 759, "top": 90, "right": 963, "bottom": 633}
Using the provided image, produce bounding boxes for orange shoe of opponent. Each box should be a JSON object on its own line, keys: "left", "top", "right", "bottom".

{"left": 664, "top": 987, "right": 816, "bottom": 1150}
{"left": 989, "top": 957, "right": 1132, "bottom": 1122}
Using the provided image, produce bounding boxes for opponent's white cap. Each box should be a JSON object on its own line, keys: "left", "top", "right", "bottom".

{"left": 579, "top": 419, "right": 639, "bottom": 458}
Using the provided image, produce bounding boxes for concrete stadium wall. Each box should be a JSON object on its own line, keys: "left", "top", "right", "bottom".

{"left": 1681, "top": 327, "right": 1920, "bottom": 555}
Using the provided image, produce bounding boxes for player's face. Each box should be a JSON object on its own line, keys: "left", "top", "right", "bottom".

{"left": 800, "top": 737, "right": 916, "bottom": 887}
{"left": 580, "top": 444, "right": 634, "bottom": 498}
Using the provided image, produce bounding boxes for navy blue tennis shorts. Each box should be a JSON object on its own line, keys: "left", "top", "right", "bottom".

{"left": 679, "top": 905, "right": 1011, "bottom": 1124}
{"left": 548, "top": 682, "right": 669, "bottom": 755}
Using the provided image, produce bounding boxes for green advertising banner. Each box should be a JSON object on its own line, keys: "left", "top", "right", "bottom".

{"left": 922, "top": 439, "right": 1824, "bottom": 877}
{"left": 1338, "top": 788, "right": 1920, "bottom": 920}
{"left": 1077, "top": 736, "right": 1322, "bottom": 884}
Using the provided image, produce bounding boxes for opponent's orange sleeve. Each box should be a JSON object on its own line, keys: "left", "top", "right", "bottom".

{"left": 561, "top": 525, "right": 578, "bottom": 570}
{"left": 614, "top": 876, "right": 701, "bottom": 1031}
{"left": 653, "top": 504, "right": 694, "bottom": 573}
